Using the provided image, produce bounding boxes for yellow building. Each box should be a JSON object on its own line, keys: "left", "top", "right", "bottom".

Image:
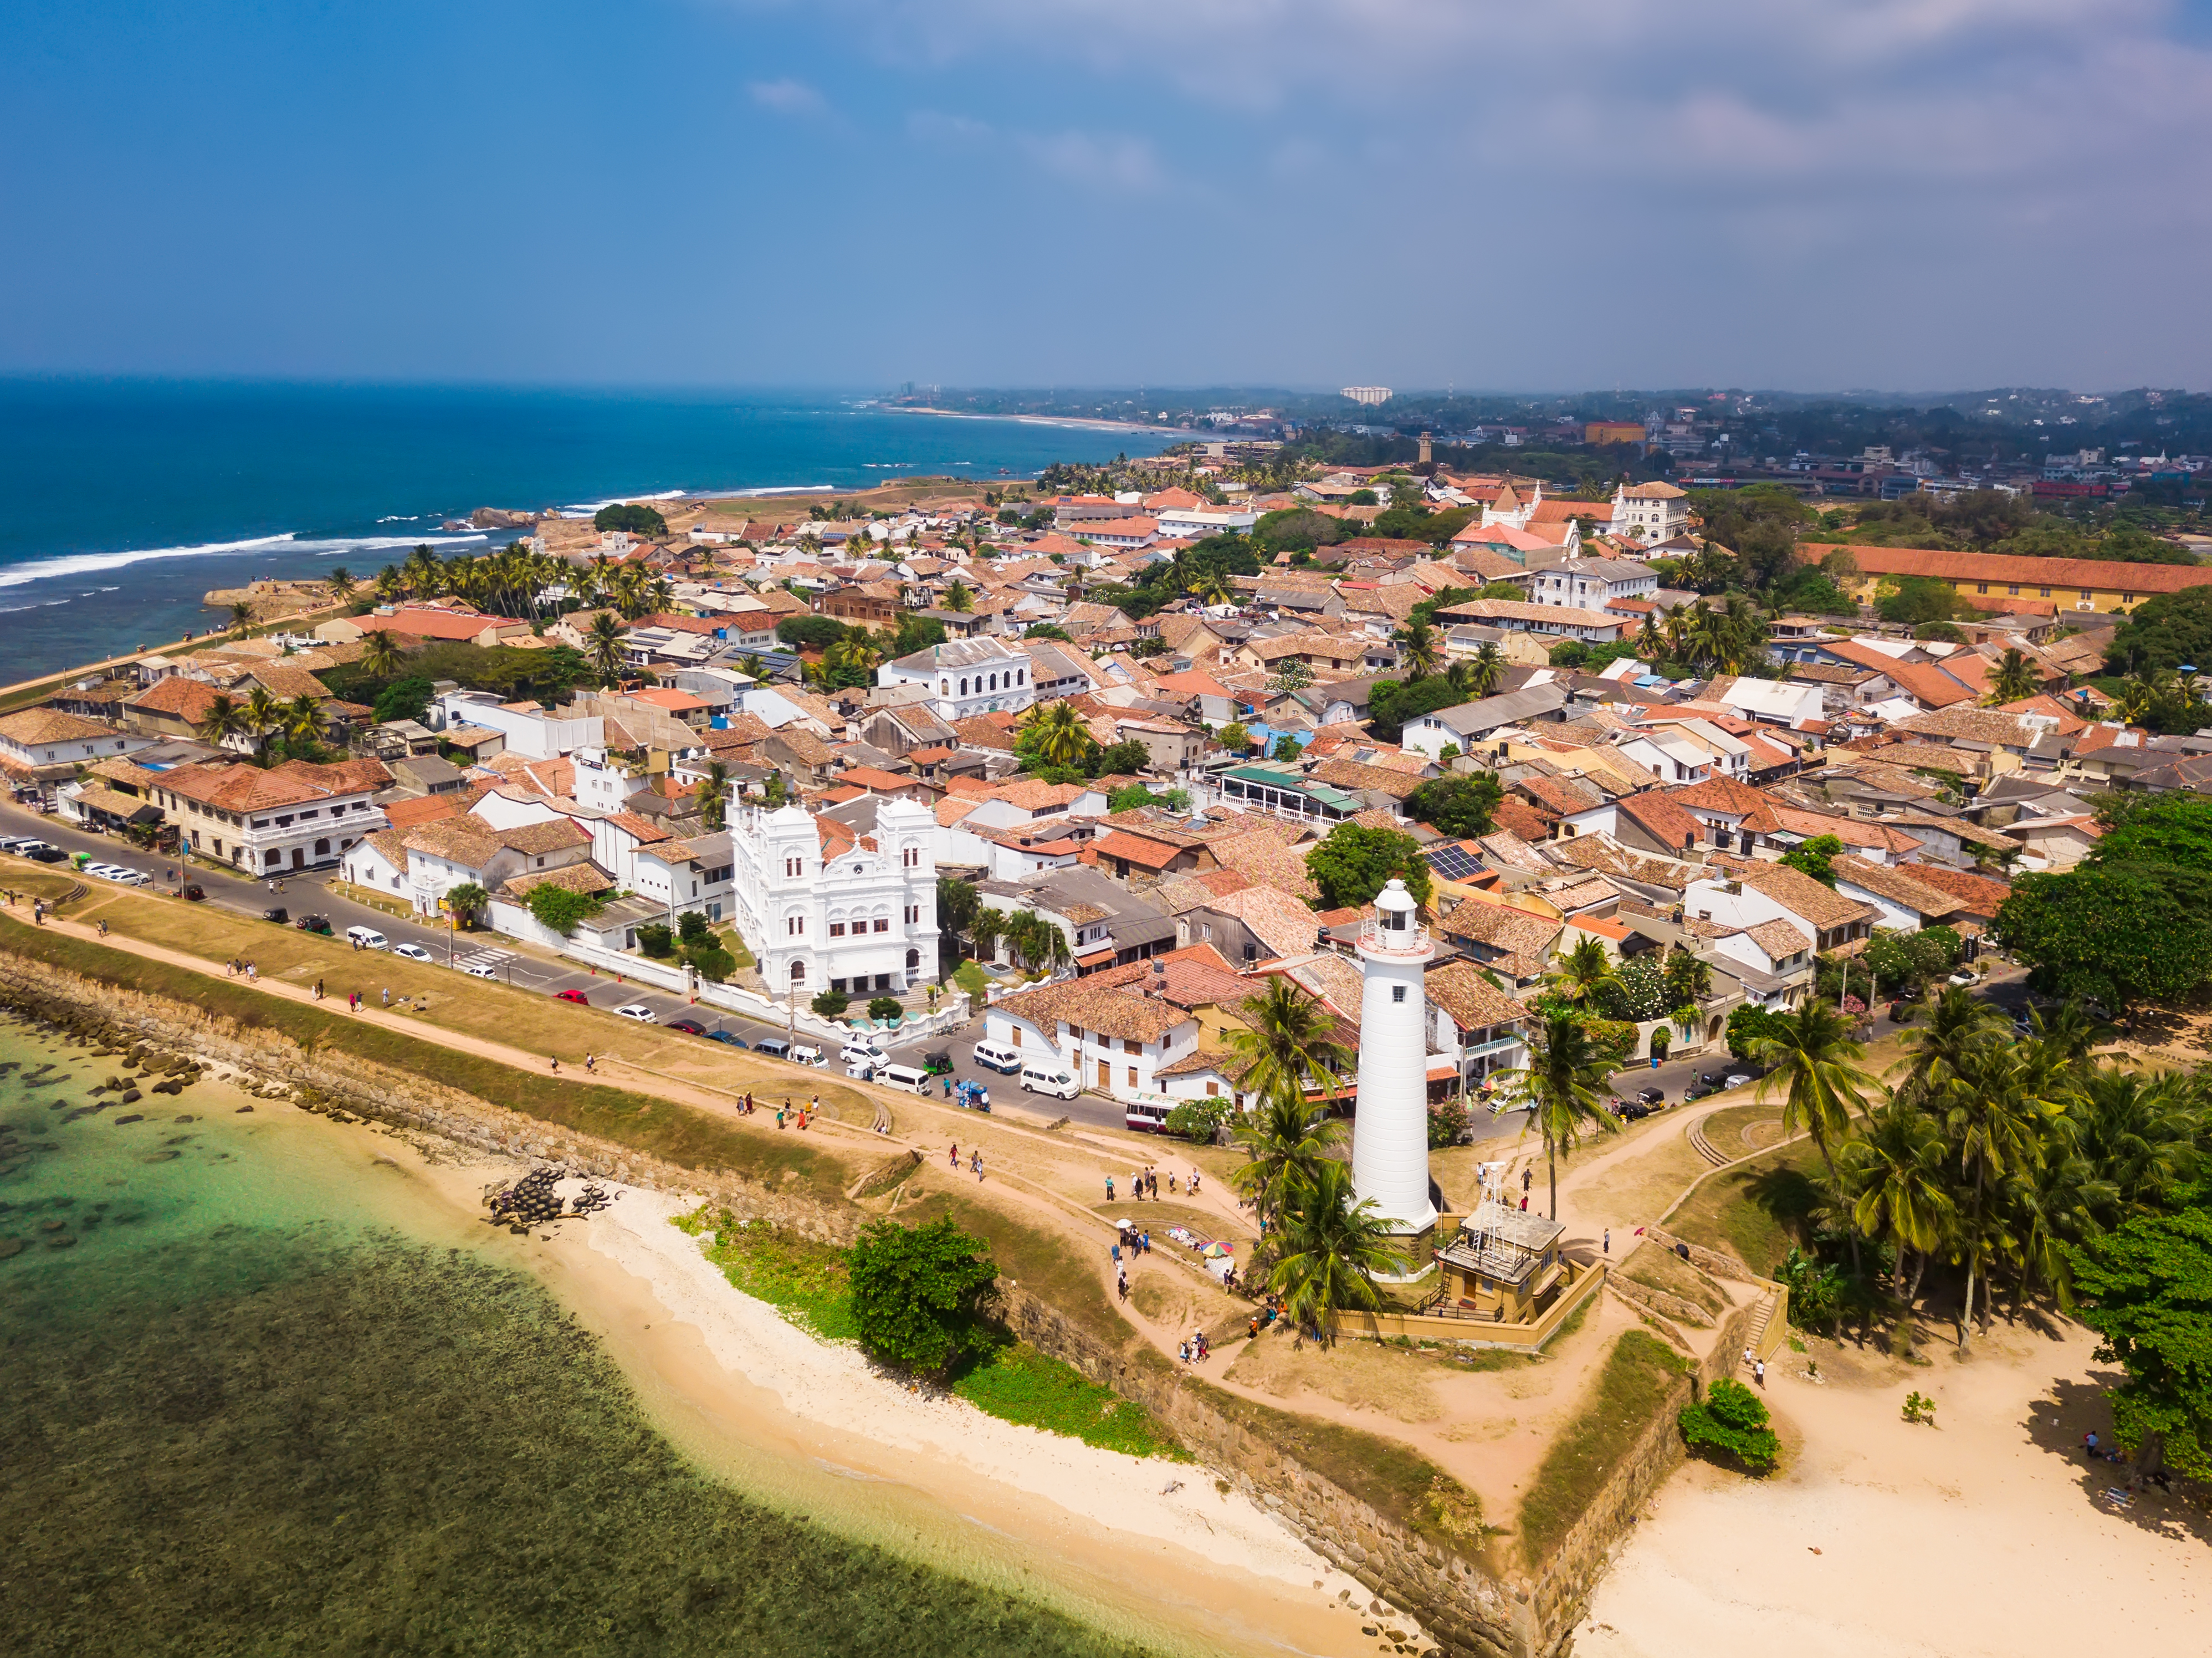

{"left": 1806, "top": 543, "right": 2212, "bottom": 617}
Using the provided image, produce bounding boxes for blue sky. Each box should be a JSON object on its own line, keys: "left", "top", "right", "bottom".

{"left": 4, "top": 1, "right": 2209, "bottom": 391}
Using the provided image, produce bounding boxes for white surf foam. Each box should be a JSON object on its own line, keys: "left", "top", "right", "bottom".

{"left": 0, "top": 531, "right": 486, "bottom": 590}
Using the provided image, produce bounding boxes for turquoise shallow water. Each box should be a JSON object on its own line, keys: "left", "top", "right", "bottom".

{"left": 0, "top": 1019, "right": 1168, "bottom": 1658}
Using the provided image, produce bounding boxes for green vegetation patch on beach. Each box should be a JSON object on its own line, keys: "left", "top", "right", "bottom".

{"left": 0, "top": 918, "right": 857, "bottom": 1202}
{"left": 682, "top": 1207, "right": 860, "bottom": 1342}
{"left": 1515, "top": 1330, "right": 1690, "bottom": 1568}
{"left": 1186, "top": 1379, "right": 1482, "bottom": 1553}
{"left": 953, "top": 1344, "right": 1188, "bottom": 1461}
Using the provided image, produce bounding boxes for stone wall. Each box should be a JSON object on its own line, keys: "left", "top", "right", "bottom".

{"left": 1643, "top": 1224, "right": 1759, "bottom": 1283}
{"left": 0, "top": 950, "right": 862, "bottom": 1245}
{"left": 1524, "top": 1292, "right": 1764, "bottom": 1647}
{"left": 995, "top": 1282, "right": 1538, "bottom": 1658}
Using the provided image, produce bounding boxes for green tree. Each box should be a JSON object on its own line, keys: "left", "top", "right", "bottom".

{"left": 1228, "top": 1091, "right": 1343, "bottom": 1239}
{"left": 1393, "top": 619, "right": 1442, "bottom": 680}
{"left": 1778, "top": 833, "right": 1844, "bottom": 888}
{"left": 1875, "top": 576, "right": 1967, "bottom": 627}
{"left": 1018, "top": 699, "right": 1094, "bottom": 771}
{"left": 1465, "top": 640, "right": 1507, "bottom": 697}
{"left": 846, "top": 1217, "right": 1000, "bottom": 1376}
{"left": 1987, "top": 647, "right": 2039, "bottom": 705}
{"left": 693, "top": 760, "right": 730, "bottom": 831}
{"left": 371, "top": 676, "right": 433, "bottom": 725}
{"left": 585, "top": 611, "right": 628, "bottom": 683}
{"left": 2106, "top": 585, "right": 2212, "bottom": 676}
{"left": 324, "top": 566, "right": 356, "bottom": 606}
{"left": 1217, "top": 721, "right": 1252, "bottom": 755}
{"left": 1365, "top": 675, "right": 1468, "bottom": 741}
{"left": 193, "top": 693, "right": 247, "bottom": 751}
{"left": 443, "top": 882, "right": 489, "bottom": 929}
{"left": 1840, "top": 1099, "right": 1956, "bottom": 1322}
{"left": 1164, "top": 1097, "right": 1234, "bottom": 1144}
{"left": 2068, "top": 1193, "right": 2212, "bottom": 1480}
{"left": 775, "top": 615, "right": 850, "bottom": 653}
{"left": 228, "top": 600, "right": 256, "bottom": 637}
{"left": 593, "top": 502, "right": 668, "bottom": 537}
{"left": 944, "top": 577, "right": 974, "bottom": 613}
{"left": 812, "top": 988, "right": 850, "bottom": 1017}
{"left": 1552, "top": 937, "right": 1620, "bottom": 1008}
{"left": 1749, "top": 1000, "right": 1878, "bottom": 1199}
{"left": 1512, "top": 1009, "right": 1625, "bottom": 1219}
{"left": 525, "top": 884, "right": 604, "bottom": 935}
{"left": 1226, "top": 977, "right": 1353, "bottom": 1113}
{"left": 1270, "top": 734, "right": 1304, "bottom": 762}
{"left": 867, "top": 995, "right": 903, "bottom": 1023}
{"left": 358, "top": 628, "right": 404, "bottom": 679}
{"left": 1995, "top": 866, "right": 2212, "bottom": 1009}
{"left": 1404, "top": 772, "right": 1503, "bottom": 838}
{"left": 1267, "top": 1160, "right": 1396, "bottom": 1344}
{"left": 1306, "top": 824, "right": 1432, "bottom": 910}
{"left": 1678, "top": 1378, "right": 1779, "bottom": 1475}
{"left": 1725, "top": 1004, "right": 1791, "bottom": 1062}
{"left": 1936, "top": 1040, "right": 2071, "bottom": 1350}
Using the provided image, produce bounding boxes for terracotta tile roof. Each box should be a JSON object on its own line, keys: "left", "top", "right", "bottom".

{"left": 1423, "top": 960, "right": 1527, "bottom": 1032}
{"left": 500, "top": 817, "right": 592, "bottom": 856}
{"left": 601, "top": 810, "right": 672, "bottom": 845}
{"left": 1665, "top": 776, "right": 1774, "bottom": 817}
{"left": 1207, "top": 827, "right": 1321, "bottom": 903}
{"left": 1200, "top": 881, "right": 1325, "bottom": 961}
{"left": 1489, "top": 797, "right": 1554, "bottom": 840}
{"left": 1437, "top": 895, "right": 1561, "bottom": 958}
{"left": 1744, "top": 917, "right": 1812, "bottom": 959}
{"left": 125, "top": 677, "right": 225, "bottom": 722}
{"left": 1616, "top": 790, "right": 1706, "bottom": 853}
{"left": 1092, "top": 828, "right": 1191, "bottom": 870}
{"left": 1712, "top": 858, "right": 1878, "bottom": 931}
{"left": 992, "top": 978, "right": 1194, "bottom": 1043}
{"left": 500, "top": 862, "right": 616, "bottom": 900}
{"left": 381, "top": 793, "right": 463, "bottom": 830}
{"left": 991, "top": 777, "right": 1092, "bottom": 811}
{"left": 1895, "top": 861, "right": 2012, "bottom": 913}
{"left": 161, "top": 756, "right": 391, "bottom": 812}
{"left": 1830, "top": 854, "right": 1963, "bottom": 918}
{"left": 0, "top": 707, "right": 121, "bottom": 745}
{"left": 1896, "top": 706, "right": 2079, "bottom": 747}
{"left": 1800, "top": 542, "right": 2212, "bottom": 599}
{"left": 1545, "top": 833, "right": 1694, "bottom": 891}
{"left": 1311, "top": 756, "right": 1425, "bottom": 800}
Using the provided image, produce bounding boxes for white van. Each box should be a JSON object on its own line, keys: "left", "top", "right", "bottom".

{"left": 874, "top": 1062, "right": 931, "bottom": 1094}
{"left": 971, "top": 1040, "right": 1023, "bottom": 1074}
{"left": 345, "top": 926, "right": 390, "bottom": 950}
{"left": 839, "top": 1040, "right": 887, "bottom": 1071}
{"left": 788, "top": 1044, "right": 828, "bottom": 1068}
{"left": 1019, "top": 1060, "right": 1081, "bottom": 1101}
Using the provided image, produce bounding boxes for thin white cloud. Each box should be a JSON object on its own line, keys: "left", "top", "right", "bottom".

{"left": 747, "top": 77, "right": 827, "bottom": 116}
{"left": 1018, "top": 130, "right": 1166, "bottom": 194}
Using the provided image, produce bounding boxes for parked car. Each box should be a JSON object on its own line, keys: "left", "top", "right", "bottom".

{"left": 789, "top": 1045, "right": 828, "bottom": 1068}
{"left": 391, "top": 943, "right": 434, "bottom": 963}
{"left": 613, "top": 1004, "right": 657, "bottom": 1024}
{"left": 555, "top": 989, "right": 591, "bottom": 1005}
{"left": 20, "top": 843, "right": 67, "bottom": 863}
{"left": 459, "top": 961, "right": 497, "bottom": 979}
{"left": 708, "top": 1031, "right": 748, "bottom": 1048}
{"left": 840, "top": 1041, "right": 888, "bottom": 1073}
{"left": 1019, "top": 1060, "right": 1081, "bottom": 1101}
{"left": 1615, "top": 1101, "right": 1655, "bottom": 1121}
{"left": 1724, "top": 1072, "right": 1752, "bottom": 1089}
{"left": 667, "top": 1017, "right": 706, "bottom": 1036}
{"left": 263, "top": 907, "right": 290, "bottom": 924}
{"left": 1946, "top": 971, "right": 1976, "bottom": 986}
{"left": 294, "top": 913, "right": 331, "bottom": 934}
{"left": 752, "top": 1036, "right": 791, "bottom": 1061}
{"left": 970, "top": 1040, "right": 1023, "bottom": 1074}
{"left": 180, "top": 884, "right": 205, "bottom": 902}
{"left": 1635, "top": 1087, "right": 1665, "bottom": 1106}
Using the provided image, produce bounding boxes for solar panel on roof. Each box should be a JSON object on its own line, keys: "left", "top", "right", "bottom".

{"left": 1425, "top": 843, "right": 1483, "bottom": 881}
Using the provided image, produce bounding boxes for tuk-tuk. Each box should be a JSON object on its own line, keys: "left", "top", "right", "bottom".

{"left": 921, "top": 1050, "right": 954, "bottom": 1077}
{"left": 294, "top": 914, "right": 332, "bottom": 935}
{"left": 262, "top": 906, "right": 288, "bottom": 924}
{"left": 180, "top": 884, "right": 206, "bottom": 902}
{"left": 954, "top": 1077, "right": 991, "bottom": 1113}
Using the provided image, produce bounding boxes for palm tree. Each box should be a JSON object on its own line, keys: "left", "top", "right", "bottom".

{"left": 279, "top": 694, "right": 322, "bottom": 757}
{"left": 1937, "top": 1039, "right": 2069, "bottom": 1349}
{"left": 1019, "top": 699, "right": 1093, "bottom": 770}
{"left": 1512, "top": 1009, "right": 1623, "bottom": 1220}
{"left": 1226, "top": 977, "right": 1354, "bottom": 1114}
{"left": 228, "top": 601, "right": 256, "bottom": 638}
{"left": 1229, "top": 1091, "right": 1344, "bottom": 1242}
{"left": 944, "top": 577, "right": 974, "bottom": 613}
{"left": 1842, "top": 1099, "right": 1955, "bottom": 1325}
{"left": 1890, "top": 986, "right": 2006, "bottom": 1108}
{"left": 1552, "top": 937, "right": 1619, "bottom": 1009}
{"left": 1394, "top": 619, "right": 1442, "bottom": 681}
{"left": 444, "top": 882, "right": 489, "bottom": 930}
{"left": 2070, "top": 1068, "right": 2199, "bottom": 1222}
{"left": 1467, "top": 641, "right": 1506, "bottom": 698}
{"left": 359, "top": 629, "right": 404, "bottom": 680}
{"left": 1749, "top": 999, "right": 1877, "bottom": 1195}
{"left": 325, "top": 567, "right": 355, "bottom": 607}
{"left": 373, "top": 565, "right": 405, "bottom": 605}
{"left": 194, "top": 693, "right": 247, "bottom": 751}
{"left": 1267, "top": 1160, "right": 1396, "bottom": 1345}
{"left": 401, "top": 544, "right": 441, "bottom": 600}
{"left": 693, "top": 760, "right": 731, "bottom": 831}
{"left": 1986, "top": 647, "right": 2038, "bottom": 705}
{"left": 240, "top": 686, "right": 283, "bottom": 760}
{"left": 1661, "top": 948, "right": 1712, "bottom": 1009}
{"left": 585, "top": 611, "right": 628, "bottom": 683}
{"left": 739, "top": 652, "right": 766, "bottom": 680}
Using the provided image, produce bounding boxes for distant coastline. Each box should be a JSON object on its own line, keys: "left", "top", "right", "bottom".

{"left": 883, "top": 405, "right": 1184, "bottom": 438}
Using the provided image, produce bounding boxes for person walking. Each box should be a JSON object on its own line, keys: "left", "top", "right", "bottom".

{"left": 1111, "top": 1240, "right": 1122, "bottom": 1268}
{"left": 1105, "top": 1174, "right": 1115, "bottom": 1201}
{"left": 381, "top": 986, "right": 390, "bottom": 1007}
{"left": 1754, "top": 1358, "right": 1766, "bottom": 1388}
{"left": 970, "top": 1148, "right": 984, "bottom": 1182}
{"left": 1190, "top": 1170, "right": 1199, "bottom": 1196}
{"left": 949, "top": 1142, "right": 959, "bottom": 1168}
{"left": 585, "top": 1053, "right": 596, "bottom": 1073}
{"left": 1603, "top": 1227, "right": 1611, "bottom": 1255}
{"left": 550, "top": 1057, "right": 560, "bottom": 1074}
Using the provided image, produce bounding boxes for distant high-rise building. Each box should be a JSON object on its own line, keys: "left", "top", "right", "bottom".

{"left": 1341, "top": 386, "right": 1392, "bottom": 406}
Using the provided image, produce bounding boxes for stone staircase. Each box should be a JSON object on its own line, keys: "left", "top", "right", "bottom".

{"left": 1741, "top": 1289, "right": 1779, "bottom": 1368}
{"left": 1687, "top": 1116, "right": 1730, "bottom": 1168}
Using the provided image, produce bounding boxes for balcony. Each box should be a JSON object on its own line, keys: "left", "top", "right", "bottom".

{"left": 1358, "top": 916, "right": 1430, "bottom": 958}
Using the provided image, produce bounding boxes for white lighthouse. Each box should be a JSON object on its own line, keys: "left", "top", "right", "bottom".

{"left": 1349, "top": 878, "right": 1436, "bottom": 1239}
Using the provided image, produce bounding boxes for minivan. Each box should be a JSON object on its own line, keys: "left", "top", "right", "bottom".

{"left": 789, "top": 1044, "right": 828, "bottom": 1068}
{"left": 970, "top": 1040, "right": 1022, "bottom": 1074}
{"left": 752, "top": 1036, "right": 792, "bottom": 1061}
{"left": 1019, "top": 1060, "right": 1081, "bottom": 1101}
{"left": 874, "top": 1062, "right": 931, "bottom": 1094}
{"left": 345, "top": 926, "right": 390, "bottom": 950}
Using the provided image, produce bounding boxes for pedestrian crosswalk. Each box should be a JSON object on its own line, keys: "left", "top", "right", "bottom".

{"left": 454, "top": 948, "right": 514, "bottom": 975}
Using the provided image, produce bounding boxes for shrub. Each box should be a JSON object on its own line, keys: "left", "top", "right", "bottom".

{"left": 866, "top": 996, "right": 903, "bottom": 1023}
{"left": 594, "top": 502, "right": 667, "bottom": 537}
{"left": 636, "top": 923, "right": 674, "bottom": 959}
{"left": 811, "top": 989, "right": 849, "bottom": 1017}
{"left": 847, "top": 1217, "right": 998, "bottom": 1376}
{"left": 1427, "top": 1097, "right": 1472, "bottom": 1148}
{"left": 685, "top": 943, "right": 735, "bottom": 983}
{"left": 524, "top": 884, "right": 604, "bottom": 937}
{"left": 1678, "top": 1378, "right": 1779, "bottom": 1474}
{"left": 1163, "top": 1097, "right": 1233, "bottom": 1144}
{"left": 678, "top": 911, "right": 710, "bottom": 944}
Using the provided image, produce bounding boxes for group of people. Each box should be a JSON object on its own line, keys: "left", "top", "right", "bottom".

{"left": 225, "top": 959, "right": 259, "bottom": 981}
{"left": 943, "top": 1141, "right": 984, "bottom": 1181}
{"left": 1177, "top": 1329, "right": 1211, "bottom": 1364}
{"left": 1104, "top": 1164, "right": 1197, "bottom": 1204}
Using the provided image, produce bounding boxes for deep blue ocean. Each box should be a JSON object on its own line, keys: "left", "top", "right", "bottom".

{"left": 0, "top": 381, "right": 1171, "bottom": 680}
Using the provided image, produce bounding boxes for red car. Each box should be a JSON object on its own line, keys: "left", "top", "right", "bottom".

{"left": 555, "top": 989, "right": 590, "bottom": 1006}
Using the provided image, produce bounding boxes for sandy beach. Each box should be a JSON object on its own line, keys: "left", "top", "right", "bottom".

{"left": 1583, "top": 1322, "right": 2209, "bottom": 1658}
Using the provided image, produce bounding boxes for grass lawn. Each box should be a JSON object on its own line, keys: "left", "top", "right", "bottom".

{"left": 1699, "top": 1100, "right": 1786, "bottom": 1159}
{"left": 951, "top": 1343, "right": 1187, "bottom": 1460}
{"left": 1515, "top": 1329, "right": 1688, "bottom": 1568}
{"left": 1620, "top": 1239, "right": 1728, "bottom": 1319}
{"left": 680, "top": 1207, "right": 861, "bottom": 1341}
{"left": 1665, "top": 1142, "right": 1822, "bottom": 1277}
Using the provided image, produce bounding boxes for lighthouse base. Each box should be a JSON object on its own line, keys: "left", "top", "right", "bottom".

{"left": 1364, "top": 1214, "right": 1441, "bottom": 1283}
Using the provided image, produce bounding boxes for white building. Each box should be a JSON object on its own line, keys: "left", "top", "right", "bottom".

{"left": 875, "top": 637, "right": 1036, "bottom": 723}
{"left": 983, "top": 974, "right": 1201, "bottom": 1102}
{"left": 1607, "top": 481, "right": 1689, "bottom": 544}
{"left": 151, "top": 757, "right": 391, "bottom": 874}
{"left": 1155, "top": 506, "right": 1260, "bottom": 539}
{"left": 0, "top": 708, "right": 157, "bottom": 781}
{"left": 1349, "top": 879, "right": 1437, "bottom": 1242}
{"left": 1527, "top": 557, "right": 1657, "bottom": 611}
{"left": 726, "top": 799, "right": 940, "bottom": 998}
{"left": 432, "top": 690, "right": 602, "bottom": 760}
